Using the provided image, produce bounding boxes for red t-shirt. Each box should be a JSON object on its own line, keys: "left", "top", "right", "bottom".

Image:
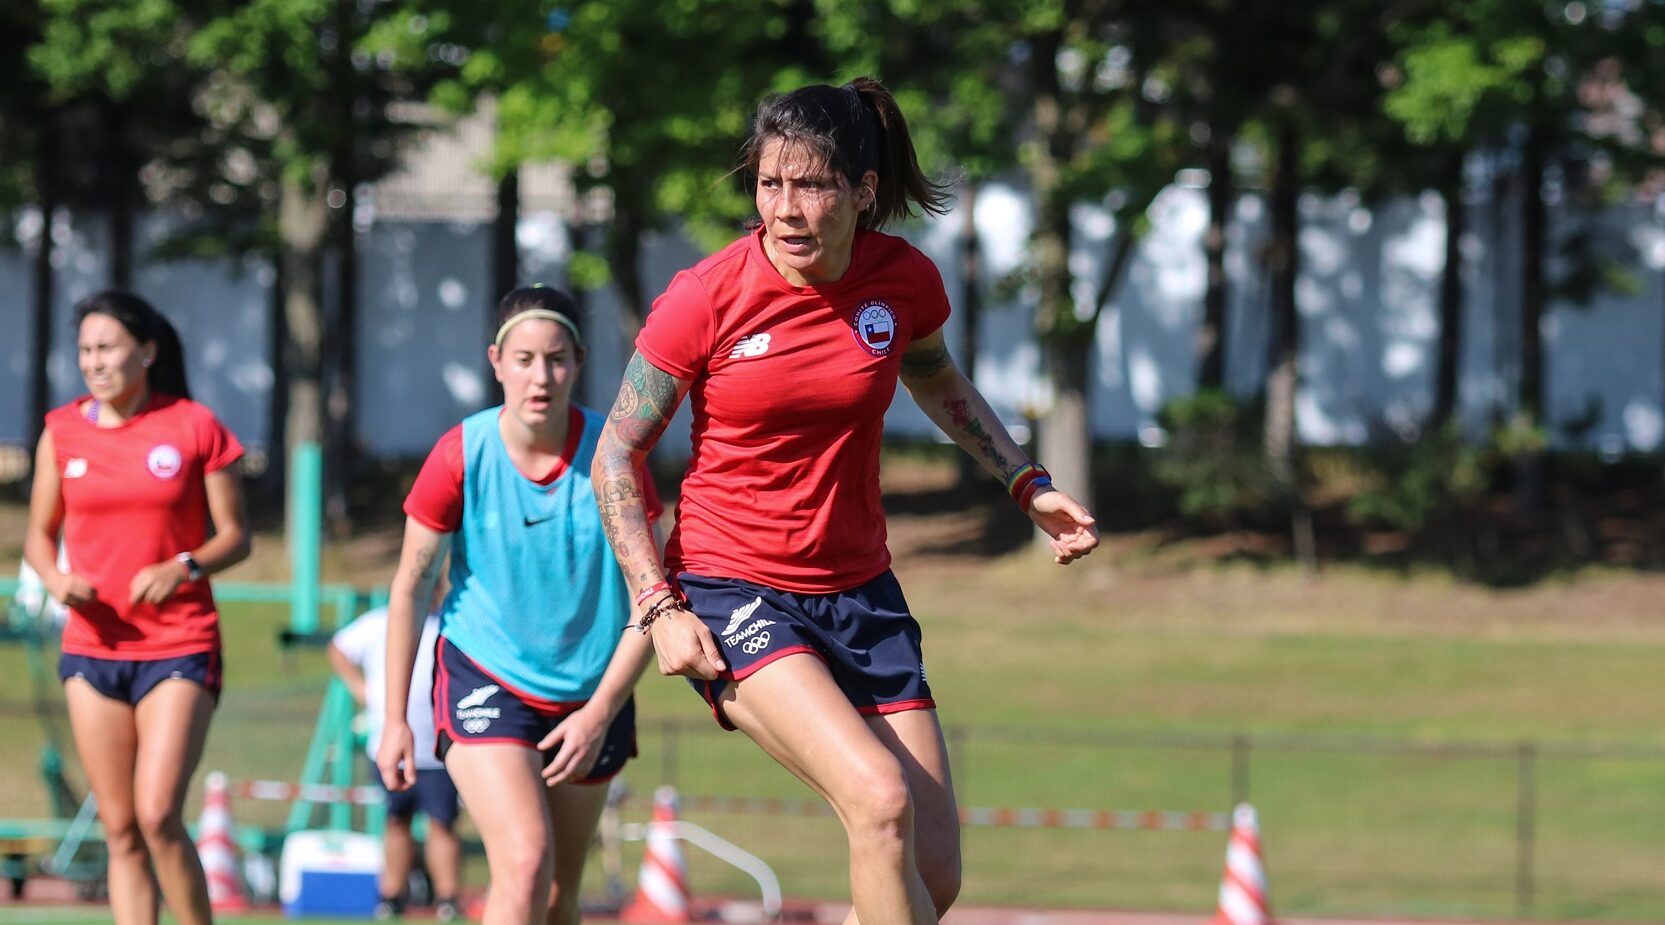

{"left": 636, "top": 227, "right": 951, "bottom": 592}
{"left": 405, "top": 406, "right": 663, "bottom": 532}
{"left": 46, "top": 395, "right": 243, "bottom": 659}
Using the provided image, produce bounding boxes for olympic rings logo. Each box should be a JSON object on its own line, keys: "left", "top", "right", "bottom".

{"left": 462, "top": 718, "right": 491, "bottom": 734}
{"left": 741, "top": 631, "right": 771, "bottom": 655}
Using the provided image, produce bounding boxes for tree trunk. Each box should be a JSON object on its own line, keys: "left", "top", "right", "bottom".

{"left": 1432, "top": 149, "right": 1465, "bottom": 430}
{"left": 104, "top": 102, "right": 136, "bottom": 289}
{"left": 1198, "top": 132, "right": 1232, "bottom": 391}
{"left": 489, "top": 169, "right": 520, "bottom": 407}
{"left": 279, "top": 170, "right": 330, "bottom": 544}
{"left": 956, "top": 182, "right": 986, "bottom": 489}
{"left": 28, "top": 118, "right": 59, "bottom": 458}
{"left": 1028, "top": 27, "right": 1094, "bottom": 520}
{"left": 1520, "top": 129, "right": 1546, "bottom": 425}
{"left": 1516, "top": 125, "right": 1548, "bottom": 512}
{"left": 1263, "top": 122, "right": 1312, "bottom": 569}
{"left": 322, "top": 0, "right": 358, "bottom": 531}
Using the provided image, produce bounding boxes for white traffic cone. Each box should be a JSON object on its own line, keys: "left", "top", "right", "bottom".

{"left": 621, "top": 786, "right": 690, "bottom": 923}
{"left": 196, "top": 771, "right": 250, "bottom": 912}
{"left": 1210, "top": 803, "right": 1272, "bottom": 925}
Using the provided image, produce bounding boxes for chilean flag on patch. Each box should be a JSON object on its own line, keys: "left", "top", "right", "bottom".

{"left": 852, "top": 300, "right": 899, "bottom": 357}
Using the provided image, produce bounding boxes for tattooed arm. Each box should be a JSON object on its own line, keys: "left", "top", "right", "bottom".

{"left": 378, "top": 519, "right": 451, "bottom": 790}
{"left": 900, "top": 328, "right": 1100, "bottom": 564}
{"left": 592, "top": 352, "right": 727, "bottom": 678}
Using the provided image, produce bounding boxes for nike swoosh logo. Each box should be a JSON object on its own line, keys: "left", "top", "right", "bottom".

{"left": 524, "top": 514, "right": 552, "bottom": 527}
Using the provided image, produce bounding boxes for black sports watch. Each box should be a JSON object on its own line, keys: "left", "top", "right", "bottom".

{"left": 176, "top": 552, "right": 203, "bottom": 582}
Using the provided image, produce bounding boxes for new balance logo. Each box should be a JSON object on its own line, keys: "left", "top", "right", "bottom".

{"left": 720, "top": 598, "right": 764, "bottom": 636}
{"left": 456, "top": 685, "right": 499, "bottom": 710}
{"left": 729, "top": 333, "right": 772, "bottom": 359}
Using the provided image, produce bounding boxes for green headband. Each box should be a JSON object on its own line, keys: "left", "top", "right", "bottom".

{"left": 494, "top": 308, "right": 583, "bottom": 351}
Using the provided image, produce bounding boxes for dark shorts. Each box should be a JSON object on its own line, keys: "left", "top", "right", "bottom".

{"left": 59, "top": 649, "right": 222, "bottom": 705}
{"left": 677, "top": 570, "right": 935, "bottom": 731}
{"left": 367, "top": 757, "right": 460, "bottom": 826}
{"left": 432, "top": 637, "right": 636, "bottom": 784}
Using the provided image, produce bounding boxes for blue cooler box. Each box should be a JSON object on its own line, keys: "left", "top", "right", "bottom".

{"left": 279, "top": 830, "right": 382, "bottom": 918}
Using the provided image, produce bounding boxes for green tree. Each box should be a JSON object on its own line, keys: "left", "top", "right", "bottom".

{"left": 189, "top": 0, "right": 459, "bottom": 529}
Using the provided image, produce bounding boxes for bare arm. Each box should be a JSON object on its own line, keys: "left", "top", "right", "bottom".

{"left": 900, "top": 328, "right": 1099, "bottom": 564}
{"left": 379, "top": 518, "right": 450, "bottom": 788}
{"left": 591, "top": 352, "right": 726, "bottom": 678}
{"left": 592, "top": 351, "right": 689, "bottom": 596}
{"left": 23, "top": 432, "right": 94, "bottom": 607}
{"left": 326, "top": 643, "right": 368, "bottom": 705}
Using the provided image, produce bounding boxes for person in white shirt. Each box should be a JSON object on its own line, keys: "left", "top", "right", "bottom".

{"left": 329, "top": 591, "right": 463, "bottom": 921}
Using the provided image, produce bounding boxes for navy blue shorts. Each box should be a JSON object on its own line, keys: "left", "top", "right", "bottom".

{"left": 677, "top": 570, "right": 935, "bottom": 731}
{"left": 366, "top": 757, "right": 460, "bottom": 826}
{"left": 432, "top": 637, "right": 636, "bottom": 783}
{"left": 59, "top": 650, "right": 222, "bottom": 705}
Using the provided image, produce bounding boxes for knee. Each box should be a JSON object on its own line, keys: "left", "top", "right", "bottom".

{"left": 134, "top": 802, "right": 186, "bottom": 845}
{"left": 487, "top": 835, "right": 551, "bottom": 899}
{"left": 838, "top": 766, "right": 914, "bottom": 844}
{"left": 99, "top": 810, "right": 145, "bottom": 857}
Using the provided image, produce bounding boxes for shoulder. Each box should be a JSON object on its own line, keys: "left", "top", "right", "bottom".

{"left": 687, "top": 234, "right": 755, "bottom": 284}
{"left": 43, "top": 400, "right": 85, "bottom": 432}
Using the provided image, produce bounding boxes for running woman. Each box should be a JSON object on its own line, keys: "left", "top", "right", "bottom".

{"left": 591, "top": 77, "right": 1099, "bottom": 925}
{"left": 24, "top": 290, "right": 251, "bottom": 925}
{"left": 378, "top": 286, "right": 662, "bottom": 925}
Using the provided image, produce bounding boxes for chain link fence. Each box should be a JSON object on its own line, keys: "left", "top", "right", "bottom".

{"left": 3, "top": 687, "right": 1663, "bottom": 920}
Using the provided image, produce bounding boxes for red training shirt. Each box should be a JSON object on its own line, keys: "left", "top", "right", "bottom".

{"left": 636, "top": 226, "right": 951, "bottom": 593}
{"left": 46, "top": 394, "right": 243, "bottom": 659}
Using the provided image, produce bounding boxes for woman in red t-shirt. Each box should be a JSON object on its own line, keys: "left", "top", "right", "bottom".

{"left": 24, "top": 291, "right": 250, "bottom": 925}
{"left": 592, "top": 78, "right": 1098, "bottom": 924}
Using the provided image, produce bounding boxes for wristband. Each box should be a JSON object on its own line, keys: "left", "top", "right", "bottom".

{"left": 176, "top": 552, "right": 203, "bottom": 582}
{"left": 1006, "top": 462, "right": 1052, "bottom": 513}
{"left": 634, "top": 580, "right": 671, "bottom": 606}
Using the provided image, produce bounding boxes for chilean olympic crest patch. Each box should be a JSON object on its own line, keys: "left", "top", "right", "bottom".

{"left": 850, "top": 300, "right": 898, "bottom": 357}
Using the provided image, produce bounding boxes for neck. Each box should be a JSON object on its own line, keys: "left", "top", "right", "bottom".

{"left": 500, "top": 404, "right": 570, "bottom": 455}
{"left": 100, "top": 387, "right": 151, "bottom": 424}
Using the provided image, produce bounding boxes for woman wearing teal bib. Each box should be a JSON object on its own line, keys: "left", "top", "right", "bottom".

{"left": 380, "top": 286, "right": 661, "bottom": 925}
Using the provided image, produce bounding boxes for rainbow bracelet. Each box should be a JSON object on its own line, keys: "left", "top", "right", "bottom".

{"left": 1006, "top": 462, "right": 1054, "bottom": 513}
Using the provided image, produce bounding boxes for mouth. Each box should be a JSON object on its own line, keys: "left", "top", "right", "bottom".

{"left": 776, "top": 234, "right": 815, "bottom": 255}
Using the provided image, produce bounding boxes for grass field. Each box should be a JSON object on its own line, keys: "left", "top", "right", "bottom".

{"left": 3, "top": 487, "right": 1665, "bottom": 921}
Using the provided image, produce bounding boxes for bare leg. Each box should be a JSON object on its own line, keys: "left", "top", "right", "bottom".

{"left": 844, "top": 710, "right": 961, "bottom": 923}
{"left": 543, "top": 781, "right": 610, "bottom": 925}
{"left": 132, "top": 680, "right": 216, "bottom": 925}
{"left": 424, "top": 820, "right": 464, "bottom": 901}
{"left": 445, "top": 743, "right": 552, "bottom": 925}
{"left": 380, "top": 816, "right": 415, "bottom": 902}
{"left": 65, "top": 680, "right": 155, "bottom": 925}
{"left": 719, "top": 653, "right": 936, "bottom": 925}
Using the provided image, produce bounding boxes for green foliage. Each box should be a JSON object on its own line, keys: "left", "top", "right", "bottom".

{"left": 1151, "top": 390, "right": 1270, "bottom": 522}
{"left": 1343, "top": 425, "right": 1488, "bottom": 532}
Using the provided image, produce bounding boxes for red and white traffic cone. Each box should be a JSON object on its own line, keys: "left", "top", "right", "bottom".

{"left": 196, "top": 771, "right": 250, "bottom": 912}
{"left": 622, "top": 786, "right": 690, "bottom": 923}
{"left": 1210, "top": 803, "right": 1273, "bottom": 925}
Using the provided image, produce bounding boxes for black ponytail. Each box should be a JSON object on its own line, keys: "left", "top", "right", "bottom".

{"left": 740, "top": 75, "right": 953, "bottom": 231}
{"left": 845, "top": 76, "right": 953, "bottom": 229}
{"left": 73, "top": 290, "right": 192, "bottom": 400}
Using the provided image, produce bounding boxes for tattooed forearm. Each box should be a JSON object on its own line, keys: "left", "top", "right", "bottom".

{"left": 595, "top": 352, "right": 687, "bottom": 597}
{"left": 944, "top": 396, "right": 1013, "bottom": 476}
{"left": 900, "top": 341, "right": 953, "bottom": 381}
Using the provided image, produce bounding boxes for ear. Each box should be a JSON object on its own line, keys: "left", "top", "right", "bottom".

{"left": 487, "top": 344, "right": 504, "bottom": 382}
{"left": 858, "top": 170, "right": 879, "bottom": 208}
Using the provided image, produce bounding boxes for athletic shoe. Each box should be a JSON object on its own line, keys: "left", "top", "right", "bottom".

{"left": 372, "top": 897, "right": 403, "bottom": 920}
{"left": 434, "top": 898, "right": 461, "bottom": 922}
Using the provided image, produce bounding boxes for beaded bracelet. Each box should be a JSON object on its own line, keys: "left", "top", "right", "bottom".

{"left": 629, "top": 592, "right": 685, "bottom": 636}
{"left": 1006, "top": 461, "right": 1053, "bottom": 513}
